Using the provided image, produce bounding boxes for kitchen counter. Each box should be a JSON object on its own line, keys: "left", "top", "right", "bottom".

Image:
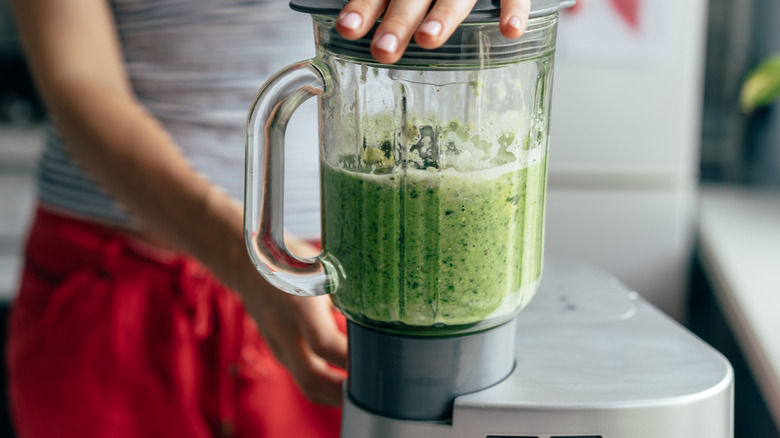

{"left": 698, "top": 183, "right": 780, "bottom": 431}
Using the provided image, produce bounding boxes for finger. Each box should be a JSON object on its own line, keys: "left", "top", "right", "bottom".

{"left": 245, "top": 293, "right": 344, "bottom": 405}
{"left": 500, "top": 0, "right": 531, "bottom": 39}
{"left": 370, "top": 0, "right": 432, "bottom": 64}
{"left": 297, "top": 296, "right": 348, "bottom": 369}
{"left": 257, "top": 309, "right": 345, "bottom": 406}
{"left": 336, "top": 0, "right": 388, "bottom": 41}
{"left": 283, "top": 334, "right": 346, "bottom": 406}
{"left": 295, "top": 356, "right": 346, "bottom": 407}
{"left": 415, "top": 0, "right": 478, "bottom": 50}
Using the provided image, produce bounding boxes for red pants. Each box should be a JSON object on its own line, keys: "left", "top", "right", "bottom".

{"left": 6, "top": 207, "right": 342, "bottom": 438}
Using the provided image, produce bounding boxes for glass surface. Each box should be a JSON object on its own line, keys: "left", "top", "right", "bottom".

{"left": 316, "top": 18, "right": 557, "bottom": 335}
{"left": 244, "top": 13, "right": 560, "bottom": 336}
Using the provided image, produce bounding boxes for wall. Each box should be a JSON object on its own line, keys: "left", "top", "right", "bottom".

{"left": 545, "top": 0, "right": 710, "bottom": 320}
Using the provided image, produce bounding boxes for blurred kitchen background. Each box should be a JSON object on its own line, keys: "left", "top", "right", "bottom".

{"left": 0, "top": 0, "right": 779, "bottom": 437}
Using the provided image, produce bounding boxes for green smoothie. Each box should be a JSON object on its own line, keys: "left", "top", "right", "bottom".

{"left": 321, "top": 145, "right": 547, "bottom": 332}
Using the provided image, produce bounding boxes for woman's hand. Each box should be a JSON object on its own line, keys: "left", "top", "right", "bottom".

{"left": 336, "top": 0, "right": 532, "bottom": 64}
{"left": 236, "top": 237, "right": 347, "bottom": 407}
{"left": 243, "top": 283, "right": 347, "bottom": 406}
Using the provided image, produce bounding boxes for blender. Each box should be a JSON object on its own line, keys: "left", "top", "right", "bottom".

{"left": 244, "top": 1, "right": 734, "bottom": 436}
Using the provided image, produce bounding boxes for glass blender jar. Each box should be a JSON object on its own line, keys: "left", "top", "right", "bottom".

{"left": 245, "top": 0, "right": 573, "bottom": 422}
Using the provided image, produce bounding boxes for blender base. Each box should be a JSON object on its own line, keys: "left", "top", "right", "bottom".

{"left": 341, "top": 259, "right": 734, "bottom": 438}
{"left": 347, "top": 317, "right": 516, "bottom": 421}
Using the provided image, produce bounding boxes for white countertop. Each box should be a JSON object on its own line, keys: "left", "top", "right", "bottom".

{"left": 698, "top": 183, "right": 780, "bottom": 429}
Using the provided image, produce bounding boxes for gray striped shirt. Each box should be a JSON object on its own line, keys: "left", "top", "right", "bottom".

{"left": 38, "top": 0, "right": 322, "bottom": 239}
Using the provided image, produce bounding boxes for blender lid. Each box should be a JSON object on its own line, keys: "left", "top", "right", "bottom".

{"left": 290, "top": 0, "right": 576, "bottom": 21}
{"left": 291, "top": 0, "right": 572, "bottom": 66}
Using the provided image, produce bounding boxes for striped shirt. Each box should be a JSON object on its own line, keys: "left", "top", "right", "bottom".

{"left": 37, "top": 0, "right": 322, "bottom": 239}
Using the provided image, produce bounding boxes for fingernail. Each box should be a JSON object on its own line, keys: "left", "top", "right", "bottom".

{"left": 338, "top": 12, "right": 363, "bottom": 30}
{"left": 508, "top": 16, "right": 524, "bottom": 32}
{"left": 418, "top": 20, "right": 443, "bottom": 38}
{"left": 374, "top": 33, "right": 399, "bottom": 53}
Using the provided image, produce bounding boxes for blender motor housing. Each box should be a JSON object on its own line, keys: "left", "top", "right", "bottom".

{"left": 341, "top": 260, "right": 734, "bottom": 438}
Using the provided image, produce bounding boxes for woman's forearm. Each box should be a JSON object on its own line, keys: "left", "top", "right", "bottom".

{"left": 11, "top": 0, "right": 252, "bottom": 292}
{"left": 46, "top": 78, "right": 252, "bottom": 290}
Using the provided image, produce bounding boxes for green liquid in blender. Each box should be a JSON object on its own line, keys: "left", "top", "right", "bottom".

{"left": 321, "top": 144, "right": 547, "bottom": 333}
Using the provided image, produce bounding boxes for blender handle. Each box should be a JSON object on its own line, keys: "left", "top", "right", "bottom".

{"left": 244, "top": 59, "right": 338, "bottom": 297}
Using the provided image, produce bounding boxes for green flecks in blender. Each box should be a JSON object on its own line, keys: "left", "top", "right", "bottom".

{"left": 321, "top": 130, "right": 545, "bottom": 329}
{"left": 409, "top": 124, "right": 438, "bottom": 169}
{"left": 443, "top": 141, "right": 458, "bottom": 154}
{"left": 380, "top": 140, "right": 392, "bottom": 159}
{"left": 498, "top": 133, "right": 516, "bottom": 148}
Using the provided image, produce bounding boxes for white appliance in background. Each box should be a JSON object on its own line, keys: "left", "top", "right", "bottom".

{"left": 545, "top": 0, "right": 709, "bottom": 320}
